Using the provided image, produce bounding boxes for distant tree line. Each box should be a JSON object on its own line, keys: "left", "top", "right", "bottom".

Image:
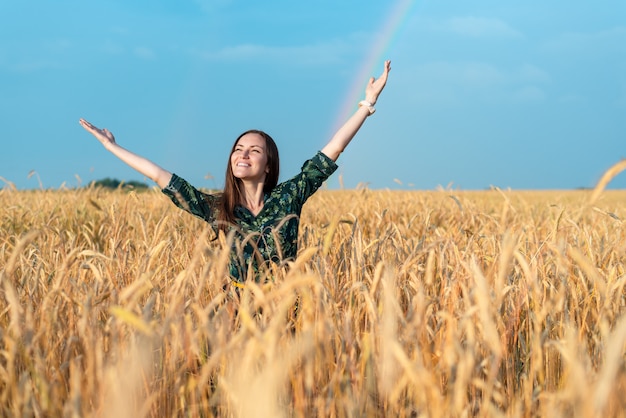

{"left": 88, "top": 178, "right": 150, "bottom": 190}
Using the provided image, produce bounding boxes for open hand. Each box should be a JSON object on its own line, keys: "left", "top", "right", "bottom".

{"left": 79, "top": 118, "right": 116, "bottom": 147}
{"left": 365, "top": 60, "right": 391, "bottom": 105}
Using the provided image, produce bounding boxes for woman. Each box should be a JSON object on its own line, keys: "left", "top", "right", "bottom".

{"left": 80, "top": 60, "right": 391, "bottom": 286}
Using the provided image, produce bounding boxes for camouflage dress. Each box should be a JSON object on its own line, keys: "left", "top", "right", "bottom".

{"left": 162, "top": 151, "right": 338, "bottom": 284}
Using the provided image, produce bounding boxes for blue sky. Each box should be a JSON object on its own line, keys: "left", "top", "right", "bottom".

{"left": 1, "top": 0, "right": 625, "bottom": 190}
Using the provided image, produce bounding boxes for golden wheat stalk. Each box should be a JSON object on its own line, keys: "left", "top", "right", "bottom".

{"left": 589, "top": 158, "right": 626, "bottom": 206}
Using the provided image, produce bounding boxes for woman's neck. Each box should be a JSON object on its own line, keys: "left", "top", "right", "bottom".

{"left": 240, "top": 181, "right": 265, "bottom": 215}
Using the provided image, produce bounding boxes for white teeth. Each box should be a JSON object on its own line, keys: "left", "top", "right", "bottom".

{"left": 237, "top": 163, "right": 251, "bottom": 167}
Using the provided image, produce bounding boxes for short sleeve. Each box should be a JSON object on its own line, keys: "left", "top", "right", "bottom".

{"left": 162, "top": 173, "right": 218, "bottom": 223}
{"left": 303, "top": 151, "right": 339, "bottom": 178}
{"left": 273, "top": 151, "right": 338, "bottom": 208}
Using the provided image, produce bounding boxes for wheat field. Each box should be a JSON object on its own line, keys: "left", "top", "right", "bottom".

{"left": 1, "top": 183, "right": 625, "bottom": 417}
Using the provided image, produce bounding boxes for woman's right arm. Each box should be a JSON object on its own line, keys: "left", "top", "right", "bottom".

{"left": 79, "top": 118, "right": 173, "bottom": 189}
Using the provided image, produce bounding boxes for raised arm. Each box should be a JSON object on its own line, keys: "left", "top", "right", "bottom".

{"left": 321, "top": 60, "right": 391, "bottom": 162}
{"left": 79, "top": 118, "right": 173, "bottom": 189}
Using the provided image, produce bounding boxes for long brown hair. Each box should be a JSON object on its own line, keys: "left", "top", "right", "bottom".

{"left": 217, "top": 130, "right": 279, "bottom": 232}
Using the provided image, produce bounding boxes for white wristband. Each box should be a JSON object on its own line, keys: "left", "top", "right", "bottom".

{"left": 358, "top": 100, "right": 376, "bottom": 115}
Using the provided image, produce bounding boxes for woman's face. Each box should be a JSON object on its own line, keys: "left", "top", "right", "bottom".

{"left": 230, "top": 132, "right": 270, "bottom": 183}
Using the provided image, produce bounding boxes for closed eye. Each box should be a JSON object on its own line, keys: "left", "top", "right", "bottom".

{"left": 233, "top": 145, "right": 263, "bottom": 153}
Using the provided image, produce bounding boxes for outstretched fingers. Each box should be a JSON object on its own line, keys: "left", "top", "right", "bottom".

{"left": 378, "top": 60, "right": 391, "bottom": 78}
{"left": 79, "top": 118, "right": 98, "bottom": 132}
{"left": 366, "top": 60, "right": 391, "bottom": 103}
{"left": 79, "top": 118, "right": 116, "bottom": 144}
{"left": 373, "top": 60, "right": 391, "bottom": 87}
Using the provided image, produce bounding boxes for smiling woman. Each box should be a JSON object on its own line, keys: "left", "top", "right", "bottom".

{"left": 79, "top": 60, "right": 391, "bottom": 286}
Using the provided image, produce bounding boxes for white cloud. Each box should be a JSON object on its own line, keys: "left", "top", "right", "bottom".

{"left": 444, "top": 16, "right": 523, "bottom": 39}
{"left": 414, "top": 61, "right": 552, "bottom": 88}
{"left": 134, "top": 46, "right": 156, "bottom": 60}
{"left": 517, "top": 64, "right": 550, "bottom": 83}
{"left": 0, "top": 38, "right": 73, "bottom": 72}
{"left": 513, "top": 86, "right": 546, "bottom": 102}
{"left": 461, "top": 62, "right": 507, "bottom": 85}
{"left": 9, "top": 60, "right": 64, "bottom": 72}
{"left": 110, "top": 26, "right": 130, "bottom": 36}
{"left": 189, "top": 38, "right": 353, "bottom": 67}
{"left": 558, "top": 94, "right": 585, "bottom": 104}
{"left": 43, "top": 39, "right": 72, "bottom": 53}
{"left": 543, "top": 26, "right": 626, "bottom": 53}
{"left": 205, "top": 43, "right": 266, "bottom": 60}
{"left": 401, "top": 60, "right": 554, "bottom": 105}
{"left": 102, "top": 40, "right": 124, "bottom": 55}
{"left": 414, "top": 61, "right": 506, "bottom": 87}
{"left": 192, "top": 0, "right": 232, "bottom": 13}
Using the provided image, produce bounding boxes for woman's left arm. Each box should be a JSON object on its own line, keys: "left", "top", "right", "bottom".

{"left": 321, "top": 60, "right": 391, "bottom": 162}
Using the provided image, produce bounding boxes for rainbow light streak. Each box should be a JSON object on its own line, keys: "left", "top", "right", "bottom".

{"left": 330, "top": 0, "right": 416, "bottom": 135}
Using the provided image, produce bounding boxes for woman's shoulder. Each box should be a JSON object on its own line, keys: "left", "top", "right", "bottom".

{"left": 163, "top": 173, "right": 220, "bottom": 204}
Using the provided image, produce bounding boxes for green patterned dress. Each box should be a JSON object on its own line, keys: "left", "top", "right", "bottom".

{"left": 162, "top": 151, "right": 338, "bottom": 284}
